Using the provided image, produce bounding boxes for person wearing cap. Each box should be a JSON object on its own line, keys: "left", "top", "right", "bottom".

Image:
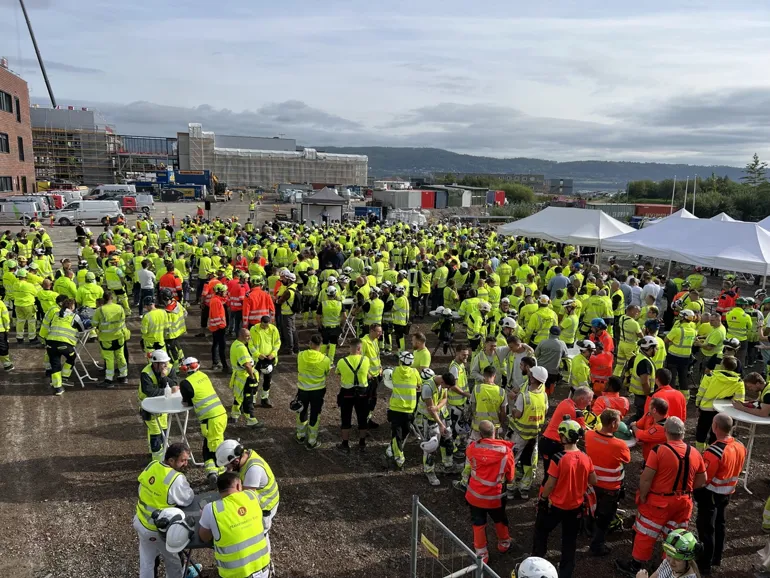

{"left": 569, "top": 340, "right": 593, "bottom": 396}
{"left": 139, "top": 349, "right": 178, "bottom": 460}
{"left": 178, "top": 356, "right": 228, "bottom": 485}
{"left": 725, "top": 297, "right": 752, "bottom": 368}
{"left": 506, "top": 365, "right": 549, "bottom": 500}
{"left": 532, "top": 417, "right": 596, "bottom": 578}
{"left": 525, "top": 295, "right": 558, "bottom": 348}
{"left": 75, "top": 271, "right": 103, "bottom": 310}
{"left": 540, "top": 386, "right": 591, "bottom": 479}
{"left": 693, "top": 413, "right": 746, "bottom": 574}
{"left": 616, "top": 417, "right": 706, "bottom": 576}
{"left": 12, "top": 268, "right": 40, "bottom": 344}
{"left": 694, "top": 356, "right": 744, "bottom": 452}
{"left": 275, "top": 270, "right": 300, "bottom": 355}
{"left": 133, "top": 443, "right": 195, "bottom": 578}
{"left": 295, "top": 334, "right": 333, "bottom": 449}
{"left": 91, "top": 291, "right": 128, "bottom": 388}
{"left": 385, "top": 349, "right": 422, "bottom": 469}
{"left": 534, "top": 326, "right": 568, "bottom": 394}
{"left": 665, "top": 309, "right": 697, "bottom": 392}
{"left": 585, "top": 408, "right": 631, "bottom": 556}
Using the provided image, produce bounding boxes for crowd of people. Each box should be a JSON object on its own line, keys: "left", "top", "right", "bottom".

{"left": 2, "top": 210, "right": 770, "bottom": 578}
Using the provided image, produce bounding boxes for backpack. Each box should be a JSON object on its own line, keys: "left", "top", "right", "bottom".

{"left": 289, "top": 288, "right": 302, "bottom": 314}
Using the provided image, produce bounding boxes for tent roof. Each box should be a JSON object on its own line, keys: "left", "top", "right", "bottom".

{"left": 497, "top": 207, "right": 633, "bottom": 245}
{"left": 710, "top": 212, "right": 738, "bottom": 222}
{"left": 302, "top": 187, "right": 346, "bottom": 205}
{"left": 602, "top": 219, "right": 770, "bottom": 276}
{"left": 758, "top": 215, "right": 770, "bottom": 230}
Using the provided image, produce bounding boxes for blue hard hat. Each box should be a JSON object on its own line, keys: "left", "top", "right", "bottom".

{"left": 591, "top": 318, "right": 607, "bottom": 329}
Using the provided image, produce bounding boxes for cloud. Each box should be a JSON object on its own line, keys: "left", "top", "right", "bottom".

{"left": 15, "top": 57, "right": 103, "bottom": 74}
{"left": 0, "top": 0, "right": 51, "bottom": 8}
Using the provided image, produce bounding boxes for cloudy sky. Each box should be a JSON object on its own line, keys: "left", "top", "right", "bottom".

{"left": 1, "top": 0, "right": 768, "bottom": 164}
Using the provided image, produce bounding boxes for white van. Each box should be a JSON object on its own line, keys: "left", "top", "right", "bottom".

{"left": 89, "top": 184, "right": 136, "bottom": 197}
{"left": 0, "top": 195, "right": 51, "bottom": 215}
{"left": 54, "top": 200, "right": 123, "bottom": 226}
{"left": 0, "top": 201, "right": 41, "bottom": 225}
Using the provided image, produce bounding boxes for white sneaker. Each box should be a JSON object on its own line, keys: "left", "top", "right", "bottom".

{"left": 426, "top": 472, "right": 440, "bottom": 486}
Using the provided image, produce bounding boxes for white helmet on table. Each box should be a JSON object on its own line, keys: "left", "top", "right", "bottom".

{"left": 215, "top": 439, "right": 244, "bottom": 467}
{"left": 512, "top": 556, "right": 557, "bottom": 578}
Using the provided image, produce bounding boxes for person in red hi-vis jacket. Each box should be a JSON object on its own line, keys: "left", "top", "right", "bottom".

{"left": 462, "top": 419, "right": 515, "bottom": 563}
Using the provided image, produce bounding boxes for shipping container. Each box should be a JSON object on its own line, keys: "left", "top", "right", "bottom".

{"left": 354, "top": 206, "right": 382, "bottom": 220}
{"left": 634, "top": 203, "right": 674, "bottom": 218}
{"left": 421, "top": 190, "right": 435, "bottom": 209}
{"left": 585, "top": 202, "right": 635, "bottom": 219}
{"left": 448, "top": 189, "right": 472, "bottom": 207}
{"left": 494, "top": 190, "right": 506, "bottom": 206}
{"left": 372, "top": 190, "right": 420, "bottom": 209}
{"left": 486, "top": 190, "right": 496, "bottom": 205}
{"left": 434, "top": 190, "right": 448, "bottom": 209}
{"left": 407, "top": 190, "right": 422, "bottom": 208}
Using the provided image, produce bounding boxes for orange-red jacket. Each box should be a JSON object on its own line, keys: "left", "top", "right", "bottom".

{"left": 589, "top": 351, "right": 614, "bottom": 394}
{"left": 159, "top": 272, "right": 182, "bottom": 300}
{"left": 716, "top": 288, "right": 739, "bottom": 320}
{"left": 592, "top": 392, "right": 630, "bottom": 418}
{"left": 243, "top": 287, "right": 275, "bottom": 326}
{"left": 464, "top": 438, "right": 515, "bottom": 509}
{"left": 232, "top": 255, "right": 248, "bottom": 272}
{"left": 644, "top": 385, "right": 687, "bottom": 423}
{"left": 585, "top": 430, "right": 631, "bottom": 491}
{"left": 543, "top": 399, "right": 587, "bottom": 443}
{"left": 227, "top": 279, "right": 245, "bottom": 312}
{"left": 703, "top": 437, "right": 746, "bottom": 495}
{"left": 589, "top": 330, "right": 614, "bottom": 354}
{"left": 635, "top": 417, "right": 668, "bottom": 461}
{"left": 201, "top": 278, "right": 220, "bottom": 307}
{"left": 208, "top": 295, "right": 227, "bottom": 332}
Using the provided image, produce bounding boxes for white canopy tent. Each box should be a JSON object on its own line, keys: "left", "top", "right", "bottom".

{"left": 602, "top": 219, "right": 770, "bottom": 276}
{"left": 758, "top": 215, "right": 770, "bottom": 230}
{"left": 496, "top": 207, "right": 633, "bottom": 246}
{"left": 710, "top": 212, "right": 739, "bottom": 222}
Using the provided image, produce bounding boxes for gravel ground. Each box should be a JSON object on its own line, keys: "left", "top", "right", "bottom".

{"left": 0, "top": 199, "right": 767, "bottom": 578}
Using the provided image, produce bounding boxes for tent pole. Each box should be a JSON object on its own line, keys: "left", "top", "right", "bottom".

{"left": 670, "top": 176, "right": 677, "bottom": 211}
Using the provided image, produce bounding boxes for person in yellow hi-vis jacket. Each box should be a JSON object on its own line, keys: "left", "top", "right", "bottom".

{"left": 0, "top": 299, "right": 13, "bottom": 371}
{"left": 295, "top": 335, "right": 332, "bottom": 449}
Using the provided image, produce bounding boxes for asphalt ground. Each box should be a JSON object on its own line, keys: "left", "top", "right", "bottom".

{"left": 0, "top": 198, "right": 767, "bottom": 578}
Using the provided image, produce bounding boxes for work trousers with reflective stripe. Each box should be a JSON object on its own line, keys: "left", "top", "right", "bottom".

{"left": 366, "top": 375, "right": 381, "bottom": 419}
{"left": 695, "top": 409, "right": 717, "bottom": 451}
{"left": 47, "top": 340, "right": 75, "bottom": 388}
{"left": 387, "top": 409, "right": 412, "bottom": 465}
{"left": 632, "top": 494, "right": 692, "bottom": 561}
{"left": 469, "top": 499, "right": 510, "bottom": 554}
{"left": 590, "top": 486, "right": 621, "bottom": 551}
{"left": 255, "top": 359, "right": 274, "bottom": 399}
{"left": 297, "top": 388, "right": 326, "bottom": 444}
{"left": 0, "top": 331, "right": 11, "bottom": 366}
{"left": 15, "top": 305, "right": 36, "bottom": 341}
{"left": 508, "top": 433, "right": 538, "bottom": 492}
{"left": 695, "top": 488, "right": 731, "bottom": 574}
{"left": 99, "top": 339, "right": 127, "bottom": 381}
{"left": 281, "top": 313, "right": 299, "bottom": 354}
{"left": 201, "top": 413, "right": 227, "bottom": 476}
{"left": 532, "top": 501, "right": 581, "bottom": 578}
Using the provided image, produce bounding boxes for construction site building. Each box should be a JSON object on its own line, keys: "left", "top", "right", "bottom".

{"left": 115, "top": 135, "right": 178, "bottom": 180}
{"left": 30, "top": 106, "right": 118, "bottom": 186}
{"left": 177, "top": 123, "right": 367, "bottom": 187}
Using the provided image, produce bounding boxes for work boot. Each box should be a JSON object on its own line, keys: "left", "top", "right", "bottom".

{"left": 497, "top": 539, "right": 512, "bottom": 554}
{"left": 440, "top": 462, "right": 463, "bottom": 475}
{"left": 3, "top": 363, "right": 14, "bottom": 371}
{"left": 97, "top": 380, "right": 115, "bottom": 389}
{"left": 518, "top": 489, "right": 530, "bottom": 500}
{"left": 28, "top": 337, "right": 40, "bottom": 346}
{"left": 426, "top": 472, "right": 440, "bottom": 486}
{"left": 117, "top": 375, "right": 128, "bottom": 384}
{"left": 336, "top": 442, "right": 351, "bottom": 454}
{"left": 295, "top": 435, "right": 306, "bottom": 445}
{"left": 247, "top": 420, "right": 266, "bottom": 430}
{"left": 261, "top": 398, "right": 273, "bottom": 408}
{"left": 452, "top": 480, "right": 467, "bottom": 492}
{"left": 306, "top": 440, "right": 321, "bottom": 450}
{"left": 53, "top": 387, "right": 64, "bottom": 396}
{"left": 506, "top": 488, "right": 518, "bottom": 500}
{"left": 211, "top": 363, "right": 222, "bottom": 371}
{"left": 207, "top": 473, "right": 218, "bottom": 489}
{"left": 589, "top": 544, "right": 611, "bottom": 557}
{"left": 367, "top": 419, "right": 379, "bottom": 429}
{"left": 615, "top": 558, "right": 644, "bottom": 577}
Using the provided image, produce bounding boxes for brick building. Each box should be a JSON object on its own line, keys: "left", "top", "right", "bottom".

{"left": 0, "top": 59, "right": 35, "bottom": 194}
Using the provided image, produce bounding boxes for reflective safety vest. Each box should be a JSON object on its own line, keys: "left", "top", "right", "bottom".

{"left": 704, "top": 438, "right": 745, "bottom": 495}
{"left": 0, "top": 300, "right": 9, "bottom": 333}
{"left": 92, "top": 303, "right": 126, "bottom": 341}
{"left": 725, "top": 307, "right": 751, "bottom": 341}
{"left": 629, "top": 352, "right": 656, "bottom": 396}
{"left": 297, "top": 349, "right": 331, "bottom": 391}
{"left": 211, "top": 490, "right": 271, "bottom": 578}
{"left": 392, "top": 296, "right": 409, "bottom": 326}
{"left": 230, "top": 340, "right": 253, "bottom": 389}
{"left": 448, "top": 360, "right": 468, "bottom": 406}
{"left": 47, "top": 311, "right": 78, "bottom": 345}
{"left": 560, "top": 313, "right": 579, "bottom": 345}
{"left": 105, "top": 266, "right": 124, "bottom": 290}
{"left": 509, "top": 385, "right": 547, "bottom": 440}
{"left": 363, "top": 298, "right": 384, "bottom": 326}
{"left": 388, "top": 365, "right": 421, "bottom": 413}
{"left": 141, "top": 308, "right": 168, "bottom": 347}
{"left": 239, "top": 450, "right": 280, "bottom": 512}
{"left": 652, "top": 336, "right": 667, "bottom": 370}
{"left": 279, "top": 283, "right": 297, "bottom": 315}
{"left": 338, "top": 354, "right": 368, "bottom": 388}
{"left": 165, "top": 302, "right": 187, "bottom": 339}
{"left": 569, "top": 354, "right": 591, "bottom": 390}
{"left": 612, "top": 289, "right": 625, "bottom": 316}
{"left": 465, "top": 439, "right": 513, "bottom": 509}
{"left": 360, "top": 335, "right": 381, "bottom": 377}
{"left": 13, "top": 280, "right": 38, "bottom": 307}
{"left": 187, "top": 370, "right": 226, "bottom": 420}
{"left": 135, "top": 460, "right": 181, "bottom": 531}
{"left": 321, "top": 299, "right": 342, "bottom": 328}
{"left": 471, "top": 382, "right": 505, "bottom": 431}
{"left": 417, "top": 378, "right": 449, "bottom": 421}
{"left": 668, "top": 322, "right": 697, "bottom": 357}
{"left": 37, "top": 289, "right": 59, "bottom": 316}
{"left": 696, "top": 369, "right": 745, "bottom": 410}
{"left": 528, "top": 307, "right": 558, "bottom": 344}
{"left": 472, "top": 350, "right": 503, "bottom": 385}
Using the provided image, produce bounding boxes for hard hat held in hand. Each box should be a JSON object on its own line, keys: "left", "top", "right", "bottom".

{"left": 382, "top": 368, "right": 394, "bottom": 389}
{"left": 420, "top": 435, "right": 440, "bottom": 453}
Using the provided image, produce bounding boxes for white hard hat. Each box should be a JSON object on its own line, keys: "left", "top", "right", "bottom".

{"left": 326, "top": 285, "right": 338, "bottom": 296}
{"left": 420, "top": 367, "right": 435, "bottom": 381}
{"left": 460, "top": 262, "right": 468, "bottom": 268}
{"left": 639, "top": 335, "right": 658, "bottom": 350}
{"left": 562, "top": 299, "right": 576, "bottom": 308}
{"left": 284, "top": 272, "right": 296, "bottom": 282}
{"left": 260, "top": 363, "right": 274, "bottom": 375}
{"left": 442, "top": 308, "right": 453, "bottom": 317}
{"left": 577, "top": 339, "right": 596, "bottom": 351}
{"left": 478, "top": 301, "right": 491, "bottom": 313}
{"left": 343, "top": 266, "right": 353, "bottom": 274}
{"left": 434, "top": 306, "right": 446, "bottom": 315}
{"left": 514, "top": 556, "right": 558, "bottom": 578}
{"left": 398, "top": 269, "right": 408, "bottom": 276}
{"left": 165, "top": 519, "right": 194, "bottom": 554}
{"left": 327, "top": 275, "right": 337, "bottom": 284}
{"left": 680, "top": 309, "right": 696, "bottom": 320}
{"left": 382, "top": 368, "right": 394, "bottom": 389}
{"left": 215, "top": 439, "right": 244, "bottom": 467}
{"left": 501, "top": 317, "right": 517, "bottom": 329}
{"left": 538, "top": 295, "right": 551, "bottom": 305}
{"left": 420, "top": 435, "right": 440, "bottom": 454}
{"left": 150, "top": 350, "right": 171, "bottom": 363}
{"left": 500, "top": 297, "right": 510, "bottom": 304}
{"left": 153, "top": 507, "right": 185, "bottom": 532}
{"left": 180, "top": 357, "right": 199, "bottom": 372}
{"left": 399, "top": 351, "right": 414, "bottom": 366}
{"left": 530, "top": 366, "right": 548, "bottom": 383}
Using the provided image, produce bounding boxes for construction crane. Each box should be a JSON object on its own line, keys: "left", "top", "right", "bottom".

{"left": 18, "top": 0, "right": 56, "bottom": 107}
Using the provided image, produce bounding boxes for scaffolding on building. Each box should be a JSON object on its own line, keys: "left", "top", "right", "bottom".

{"left": 114, "top": 135, "right": 179, "bottom": 178}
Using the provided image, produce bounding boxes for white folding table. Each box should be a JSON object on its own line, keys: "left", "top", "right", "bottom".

{"left": 140, "top": 392, "right": 202, "bottom": 466}
{"left": 713, "top": 399, "right": 770, "bottom": 494}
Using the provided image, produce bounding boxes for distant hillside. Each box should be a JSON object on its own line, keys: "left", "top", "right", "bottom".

{"left": 319, "top": 146, "right": 745, "bottom": 187}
